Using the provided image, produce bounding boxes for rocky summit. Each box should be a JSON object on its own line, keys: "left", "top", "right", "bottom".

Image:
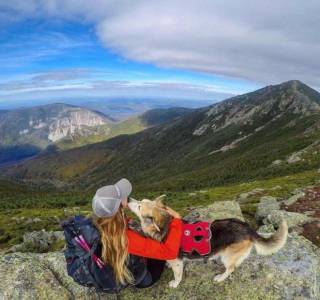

{"left": 1, "top": 200, "right": 319, "bottom": 300}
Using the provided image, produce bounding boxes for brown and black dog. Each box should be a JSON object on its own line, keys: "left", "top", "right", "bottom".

{"left": 128, "top": 196, "right": 288, "bottom": 288}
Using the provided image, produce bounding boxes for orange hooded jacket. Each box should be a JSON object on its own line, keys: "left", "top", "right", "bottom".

{"left": 127, "top": 218, "right": 183, "bottom": 260}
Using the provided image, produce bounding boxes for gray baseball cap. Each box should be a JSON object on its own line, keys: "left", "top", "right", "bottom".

{"left": 92, "top": 178, "right": 132, "bottom": 218}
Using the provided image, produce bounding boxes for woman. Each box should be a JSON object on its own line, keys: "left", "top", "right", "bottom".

{"left": 92, "top": 178, "right": 182, "bottom": 289}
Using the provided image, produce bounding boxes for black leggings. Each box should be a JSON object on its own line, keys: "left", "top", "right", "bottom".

{"left": 135, "top": 259, "right": 166, "bottom": 288}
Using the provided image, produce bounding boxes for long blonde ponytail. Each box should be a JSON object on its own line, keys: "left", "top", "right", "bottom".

{"left": 94, "top": 207, "right": 134, "bottom": 285}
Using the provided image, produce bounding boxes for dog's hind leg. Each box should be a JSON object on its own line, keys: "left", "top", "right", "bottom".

{"left": 214, "top": 268, "right": 234, "bottom": 282}
{"left": 214, "top": 240, "right": 252, "bottom": 283}
{"left": 167, "top": 259, "right": 184, "bottom": 288}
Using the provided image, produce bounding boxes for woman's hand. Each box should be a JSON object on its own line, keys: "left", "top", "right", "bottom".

{"left": 164, "top": 206, "right": 181, "bottom": 219}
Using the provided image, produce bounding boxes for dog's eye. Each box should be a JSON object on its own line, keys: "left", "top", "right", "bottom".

{"left": 138, "top": 205, "right": 141, "bottom": 210}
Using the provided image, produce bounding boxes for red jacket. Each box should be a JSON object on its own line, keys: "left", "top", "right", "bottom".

{"left": 127, "top": 218, "right": 182, "bottom": 260}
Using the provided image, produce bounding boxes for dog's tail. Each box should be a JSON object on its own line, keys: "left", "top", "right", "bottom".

{"left": 253, "top": 220, "right": 288, "bottom": 255}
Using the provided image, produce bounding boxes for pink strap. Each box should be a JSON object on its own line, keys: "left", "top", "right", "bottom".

{"left": 75, "top": 235, "right": 105, "bottom": 269}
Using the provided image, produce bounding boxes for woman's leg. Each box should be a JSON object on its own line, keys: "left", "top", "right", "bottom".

{"left": 135, "top": 259, "right": 166, "bottom": 288}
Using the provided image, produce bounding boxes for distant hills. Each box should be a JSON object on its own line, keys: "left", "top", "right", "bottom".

{"left": 0, "top": 103, "right": 113, "bottom": 146}
{"left": 56, "top": 107, "right": 192, "bottom": 150}
{"left": 0, "top": 97, "right": 214, "bottom": 121}
{"left": 73, "top": 98, "right": 209, "bottom": 121}
{"left": 0, "top": 104, "right": 192, "bottom": 164}
{"left": 0, "top": 103, "right": 113, "bottom": 164}
{"left": 3, "top": 80, "right": 320, "bottom": 191}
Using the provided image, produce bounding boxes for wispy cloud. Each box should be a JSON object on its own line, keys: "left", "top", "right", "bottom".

{"left": 31, "top": 68, "right": 91, "bottom": 82}
{"left": 0, "top": 69, "right": 232, "bottom": 102}
{"left": 0, "top": 30, "right": 94, "bottom": 70}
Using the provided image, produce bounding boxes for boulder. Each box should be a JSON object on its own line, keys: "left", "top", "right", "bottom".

{"left": 287, "top": 152, "right": 302, "bottom": 164}
{"left": 9, "top": 230, "right": 65, "bottom": 253}
{"left": 271, "top": 185, "right": 282, "bottom": 190}
{"left": 255, "top": 196, "right": 280, "bottom": 222}
{"left": 238, "top": 188, "right": 265, "bottom": 201}
{"left": 272, "top": 159, "right": 283, "bottom": 166}
{"left": 0, "top": 252, "right": 89, "bottom": 300}
{"left": 283, "top": 191, "right": 305, "bottom": 206}
{"left": 196, "top": 200, "right": 244, "bottom": 221}
{"left": 263, "top": 210, "right": 313, "bottom": 229}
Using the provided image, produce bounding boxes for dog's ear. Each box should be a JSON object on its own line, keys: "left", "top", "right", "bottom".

{"left": 152, "top": 206, "right": 171, "bottom": 230}
{"left": 154, "top": 194, "right": 166, "bottom": 208}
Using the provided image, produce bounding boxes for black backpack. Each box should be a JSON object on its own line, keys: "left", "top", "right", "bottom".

{"left": 61, "top": 215, "right": 147, "bottom": 294}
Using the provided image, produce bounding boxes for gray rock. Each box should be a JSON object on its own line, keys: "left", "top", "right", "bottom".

{"left": 52, "top": 231, "right": 65, "bottom": 241}
{"left": 263, "top": 210, "right": 313, "bottom": 229}
{"left": 257, "top": 224, "right": 276, "bottom": 235}
{"left": 10, "top": 230, "right": 65, "bottom": 253}
{"left": 272, "top": 159, "right": 283, "bottom": 166}
{"left": 198, "top": 190, "right": 208, "bottom": 194}
{"left": 271, "top": 185, "right": 282, "bottom": 190}
{"left": 0, "top": 252, "right": 88, "bottom": 300}
{"left": 193, "top": 124, "right": 209, "bottom": 136}
{"left": 238, "top": 188, "right": 265, "bottom": 201}
{"left": 196, "top": 200, "right": 244, "bottom": 221}
{"left": 183, "top": 210, "right": 201, "bottom": 223}
{"left": 25, "top": 218, "right": 34, "bottom": 225}
{"left": 287, "top": 153, "right": 302, "bottom": 164}
{"left": 283, "top": 191, "right": 305, "bottom": 206}
{"left": 238, "top": 192, "right": 250, "bottom": 200}
{"left": 255, "top": 196, "right": 280, "bottom": 222}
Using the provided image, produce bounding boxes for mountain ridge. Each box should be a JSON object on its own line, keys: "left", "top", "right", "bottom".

{"left": 0, "top": 104, "right": 193, "bottom": 164}
{"left": 2, "top": 80, "right": 320, "bottom": 191}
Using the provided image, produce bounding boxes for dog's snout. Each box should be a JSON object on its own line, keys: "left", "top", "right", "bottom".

{"left": 129, "top": 197, "right": 138, "bottom": 203}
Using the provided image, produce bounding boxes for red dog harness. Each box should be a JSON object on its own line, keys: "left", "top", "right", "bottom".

{"left": 181, "top": 221, "right": 212, "bottom": 256}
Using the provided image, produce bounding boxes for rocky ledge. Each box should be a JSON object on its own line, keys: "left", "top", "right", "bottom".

{"left": 0, "top": 200, "right": 319, "bottom": 300}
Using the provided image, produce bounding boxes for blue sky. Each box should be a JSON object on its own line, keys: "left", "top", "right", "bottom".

{"left": 1, "top": 1, "right": 319, "bottom": 106}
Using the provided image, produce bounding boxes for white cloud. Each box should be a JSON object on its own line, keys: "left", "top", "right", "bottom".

{"left": 95, "top": 0, "right": 320, "bottom": 87}
{"left": 1, "top": 0, "right": 320, "bottom": 88}
{"left": 0, "top": 70, "right": 232, "bottom": 102}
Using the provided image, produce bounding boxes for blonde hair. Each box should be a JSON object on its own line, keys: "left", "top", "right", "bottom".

{"left": 93, "top": 207, "right": 134, "bottom": 285}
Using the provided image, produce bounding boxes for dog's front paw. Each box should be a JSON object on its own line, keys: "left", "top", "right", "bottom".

{"left": 169, "top": 280, "right": 180, "bottom": 288}
{"left": 214, "top": 274, "right": 227, "bottom": 283}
